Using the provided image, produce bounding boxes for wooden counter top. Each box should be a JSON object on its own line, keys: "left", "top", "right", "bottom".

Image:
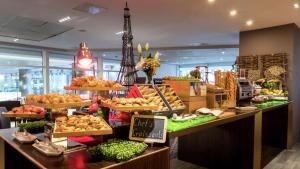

{"left": 167, "top": 102, "right": 292, "bottom": 138}
{"left": 0, "top": 128, "right": 169, "bottom": 169}
{"left": 261, "top": 102, "right": 291, "bottom": 113}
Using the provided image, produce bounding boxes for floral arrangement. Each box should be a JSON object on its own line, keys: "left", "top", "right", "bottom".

{"left": 135, "top": 43, "right": 160, "bottom": 83}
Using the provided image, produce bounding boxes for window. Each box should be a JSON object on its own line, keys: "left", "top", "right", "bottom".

{"left": 103, "top": 60, "right": 121, "bottom": 81}
{"left": 49, "top": 69, "right": 72, "bottom": 93}
{"left": 49, "top": 52, "right": 74, "bottom": 69}
{"left": 0, "top": 67, "right": 43, "bottom": 101}
{"left": 0, "top": 47, "right": 44, "bottom": 101}
{"left": 0, "top": 48, "right": 42, "bottom": 66}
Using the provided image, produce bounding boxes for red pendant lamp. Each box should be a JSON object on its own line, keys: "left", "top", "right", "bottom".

{"left": 77, "top": 42, "right": 93, "bottom": 69}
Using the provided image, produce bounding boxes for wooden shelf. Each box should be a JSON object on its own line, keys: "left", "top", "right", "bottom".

{"left": 2, "top": 113, "right": 44, "bottom": 119}
{"left": 64, "top": 86, "right": 126, "bottom": 91}
{"left": 101, "top": 102, "right": 158, "bottom": 112}
{"left": 26, "top": 100, "right": 91, "bottom": 109}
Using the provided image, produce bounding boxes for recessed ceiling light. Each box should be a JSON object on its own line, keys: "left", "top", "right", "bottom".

{"left": 58, "top": 16, "right": 71, "bottom": 23}
{"left": 13, "top": 38, "right": 19, "bottom": 42}
{"left": 189, "top": 43, "right": 201, "bottom": 46}
{"left": 208, "top": 0, "right": 215, "bottom": 3}
{"left": 115, "top": 31, "right": 124, "bottom": 35}
{"left": 230, "top": 10, "right": 237, "bottom": 16}
{"left": 246, "top": 20, "right": 253, "bottom": 26}
{"left": 221, "top": 51, "right": 225, "bottom": 54}
{"left": 294, "top": 3, "right": 299, "bottom": 9}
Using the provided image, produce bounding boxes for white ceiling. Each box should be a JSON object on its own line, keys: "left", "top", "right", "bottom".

{"left": 0, "top": 0, "right": 299, "bottom": 65}
{"left": 0, "top": 0, "right": 299, "bottom": 49}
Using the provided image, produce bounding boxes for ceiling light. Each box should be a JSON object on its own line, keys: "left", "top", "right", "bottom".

{"left": 115, "top": 31, "right": 124, "bottom": 35}
{"left": 294, "top": 3, "right": 299, "bottom": 9}
{"left": 230, "top": 10, "right": 237, "bottom": 16}
{"left": 58, "top": 16, "right": 71, "bottom": 23}
{"left": 189, "top": 43, "right": 201, "bottom": 46}
{"left": 13, "top": 38, "right": 19, "bottom": 42}
{"left": 246, "top": 20, "right": 253, "bottom": 26}
{"left": 208, "top": 0, "right": 215, "bottom": 3}
{"left": 221, "top": 51, "right": 225, "bottom": 54}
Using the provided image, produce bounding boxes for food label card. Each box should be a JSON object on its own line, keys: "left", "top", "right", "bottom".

{"left": 129, "top": 115, "right": 167, "bottom": 143}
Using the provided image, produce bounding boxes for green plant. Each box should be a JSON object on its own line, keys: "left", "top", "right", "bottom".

{"left": 18, "top": 121, "right": 47, "bottom": 133}
{"left": 88, "top": 139, "right": 148, "bottom": 162}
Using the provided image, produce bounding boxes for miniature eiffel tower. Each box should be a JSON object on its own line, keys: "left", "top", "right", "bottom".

{"left": 117, "top": 2, "right": 137, "bottom": 88}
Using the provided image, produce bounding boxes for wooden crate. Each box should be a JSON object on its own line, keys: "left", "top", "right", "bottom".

{"left": 163, "top": 80, "right": 206, "bottom": 101}
{"left": 182, "top": 97, "right": 207, "bottom": 114}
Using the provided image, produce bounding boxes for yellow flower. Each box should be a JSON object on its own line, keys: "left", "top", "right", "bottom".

{"left": 154, "top": 51, "right": 160, "bottom": 60}
{"left": 145, "top": 43, "right": 150, "bottom": 51}
{"left": 137, "top": 43, "right": 142, "bottom": 54}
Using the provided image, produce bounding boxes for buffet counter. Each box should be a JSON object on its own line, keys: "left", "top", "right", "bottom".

{"left": 0, "top": 128, "right": 169, "bottom": 169}
{"left": 166, "top": 102, "right": 292, "bottom": 169}
{"left": 0, "top": 102, "right": 292, "bottom": 169}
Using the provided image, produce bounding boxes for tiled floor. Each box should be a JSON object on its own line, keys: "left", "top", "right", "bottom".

{"left": 171, "top": 159, "right": 207, "bottom": 169}
{"left": 264, "top": 143, "right": 300, "bottom": 169}
{"left": 171, "top": 143, "right": 300, "bottom": 169}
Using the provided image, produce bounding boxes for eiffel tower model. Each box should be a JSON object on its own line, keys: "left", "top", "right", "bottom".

{"left": 117, "top": 2, "right": 137, "bottom": 88}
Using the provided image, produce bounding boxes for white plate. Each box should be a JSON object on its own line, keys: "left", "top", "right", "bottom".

{"left": 32, "top": 143, "right": 63, "bottom": 157}
{"left": 196, "top": 108, "right": 211, "bottom": 114}
{"left": 12, "top": 132, "right": 37, "bottom": 144}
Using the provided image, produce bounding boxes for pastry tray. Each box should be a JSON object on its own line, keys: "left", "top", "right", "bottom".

{"left": 101, "top": 102, "right": 158, "bottom": 112}
{"left": 155, "top": 84, "right": 186, "bottom": 113}
{"left": 52, "top": 117, "right": 113, "bottom": 138}
{"left": 134, "top": 84, "right": 172, "bottom": 116}
{"left": 26, "top": 100, "right": 91, "bottom": 109}
{"left": 64, "top": 86, "right": 126, "bottom": 91}
{"left": 3, "top": 112, "right": 45, "bottom": 119}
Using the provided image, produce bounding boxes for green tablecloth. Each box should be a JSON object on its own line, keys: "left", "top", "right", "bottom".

{"left": 167, "top": 115, "right": 217, "bottom": 132}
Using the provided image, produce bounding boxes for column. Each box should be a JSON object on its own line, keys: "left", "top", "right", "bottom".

{"left": 42, "top": 50, "right": 49, "bottom": 94}
{"left": 97, "top": 55, "right": 104, "bottom": 79}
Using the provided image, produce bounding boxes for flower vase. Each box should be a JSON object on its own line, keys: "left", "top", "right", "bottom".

{"left": 146, "top": 73, "right": 153, "bottom": 84}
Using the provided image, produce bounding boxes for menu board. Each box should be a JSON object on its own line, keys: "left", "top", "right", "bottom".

{"left": 129, "top": 115, "right": 167, "bottom": 143}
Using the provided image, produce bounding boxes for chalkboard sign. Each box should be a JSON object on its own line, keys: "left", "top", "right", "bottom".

{"left": 153, "top": 78, "right": 163, "bottom": 84}
{"left": 129, "top": 115, "right": 167, "bottom": 143}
